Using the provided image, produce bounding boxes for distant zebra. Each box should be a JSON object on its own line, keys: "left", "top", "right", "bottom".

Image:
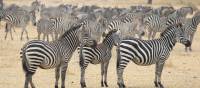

{"left": 107, "top": 19, "right": 145, "bottom": 39}
{"left": 144, "top": 14, "right": 168, "bottom": 39}
{"left": 116, "top": 24, "right": 191, "bottom": 88}
{"left": 144, "top": 7, "right": 193, "bottom": 40}
{"left": 0, "top": 8, "right": 36, "bottom": 40}
{"left": 183, "top": 11, "right": 200, "bottom": 52}
{"left": 49, "top": 16, "right": 79, "bottom": 40}
{"left": 37, "top": 18, "right": 55, "bottom": 41}
{"left": 79, "top": 29, "right": 120, "bottom": 88}
{"left": 20, "top": 24, "right": 93, "bottom": 88}
{"left": 108, "top": 12, "right": 146, "bottom": 38}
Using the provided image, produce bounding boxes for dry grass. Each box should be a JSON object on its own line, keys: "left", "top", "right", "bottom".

{"left": 0, "top": 0, "right": 200, "bottom": 88}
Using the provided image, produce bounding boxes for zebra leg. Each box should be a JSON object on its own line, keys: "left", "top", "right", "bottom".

{"left": 51, "top": 33, "right": 54, "bottom": 41}
{"left": 30, "top": 77, "right": 35, "bottom": 88}
{"left": 154, "top": 61, "right": 165, "bottom": 88}
{"left": 152, "top": 32, "right": 156, "bottom": 39}
{"left": 61, "top": 64, "right": 68, "bottom": 88}
{"left": 5, "top": 31, "right": 8, "bottom": 40}
{"left": 21, "top": 29, "right": 25, "bottom": 40}
{"left": 25, "top": 28, "right": 29, "bottom": 40}
{"left": 101, "top": 63, "right": 105, "bottom": 87}
{"left": 189, "top": 34, "right": 194, "bottom": 51}
{"left": 80, "top": 67, "right": 87, "bottom": 88}
{"left": 24, "top": 73, "right": 33, "bottom": 88}
{"left": 9, "top": 27, "right": 13, "bottom": 40}
{"left": 117, "top": 58, "right": 130, "bottom": 88}
{"left": 43, "top": 34, "right": 46, "bottom": 41}
{"left": 47, "top": 35, "right": 49, "bottom": 42}
{"left": 148, "top": 30, "right": 152, "bottom": 40}
{"left": 104, "top": 61, "right": 110, "bottom": 87}
{"left": 38, "top": 33, "right": 41, "bottom": 40}
{"left": 55, "top": 66, "right": 60, "bottom": 88}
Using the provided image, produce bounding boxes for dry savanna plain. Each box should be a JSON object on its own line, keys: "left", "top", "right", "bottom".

{"left": 0, "top": 0, "right": 200, "bottom": 88}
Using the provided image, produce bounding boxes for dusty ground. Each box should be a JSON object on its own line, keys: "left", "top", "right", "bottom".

{"left": 0, "top": 0, "right": 200, "bottom": 88}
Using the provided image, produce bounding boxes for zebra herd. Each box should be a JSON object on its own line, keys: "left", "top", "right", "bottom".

{"left": 0, "top": 0, "right": 200, "bottom": 88}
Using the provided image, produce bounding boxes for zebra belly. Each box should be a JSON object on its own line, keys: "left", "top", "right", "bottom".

{"left": 131, "top": 57, "right": 156, "bottom": 66}
{"left": 91, "top": 59, "right": 100, "bottom": 64}
{"left": 39, "top": 57, "right": 59, "bottom": 69}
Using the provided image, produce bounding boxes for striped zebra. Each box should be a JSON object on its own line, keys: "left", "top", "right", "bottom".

{"left": 37, "top": 18, "right": 55, "bottom": 41}
{"left": 183, "top": 11, "right": 200, "bottom": 52}
{"left": 107, "top": 18, "right": 144, "bottom": 39}
{"left": 79, "top": 29, "right": 120, "bottom": 88}
{"left": 20, "top": 24, "right": 93, "bottom": 88}
{"left": 116, "top": 24, "right": 191, "bottom": 88}
{"left": 106, "top": 12, "right": 145, "bottom": 38}
{"left": 81, "top": 18, "right": 107, "bottom": 42}
{"left": 144, "top": 6, "right": 193, "bottom": 38}
{"left": 144, "top": 14, "right": 168, "bottom": 39}
{"left": 49, "top": 16, "right": 79, "bottom": 40}
{"left": 0, "top": 8, "right": 36, "bottom": 40}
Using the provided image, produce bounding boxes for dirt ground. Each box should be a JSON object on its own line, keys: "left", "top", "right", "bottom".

{"left": 0, "top": 0, "right": 200, "bottom": 88}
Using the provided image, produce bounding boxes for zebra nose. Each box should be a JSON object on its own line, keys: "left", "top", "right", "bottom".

{"left": 185, "top": 40, "right": 191, "bottom": 47}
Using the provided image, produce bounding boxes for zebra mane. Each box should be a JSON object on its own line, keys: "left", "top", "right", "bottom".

{"left": 160, "top": 23, "right": 182, "bottom": 37}
{"left": 59, "top": 24, "right": 82, "bottom": 39}
{"left": 102, "top": 29, "right": 117, "bottom": 42}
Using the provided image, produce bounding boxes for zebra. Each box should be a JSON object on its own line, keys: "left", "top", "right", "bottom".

{"left": 144, "top": 14, "right": 168, "bottom": 39}
{"left": 107, "top": 11, "right": 146, "bottom": 39}
{"left": 49, "top": 16, "right": 79, "bottom": 40}
{"left": 116, "top": 24, "right": 191, "bottom": 88}
{"left": 0, "top": 7, "right": 36, "bottom": 40}
{"left": 37, "top": 18, "right": 55, "bottom": 41}
{"left": 20, "top": 24, "right": 94, "bottom": 88}
{"left": 144, "top": 8, "right": 189, "bottom": 39}
{"left": 79, "top": 29, "right": 120, "bottom": 88}
{"left": 183, "top": 11, "right": 200, "bottom": 52}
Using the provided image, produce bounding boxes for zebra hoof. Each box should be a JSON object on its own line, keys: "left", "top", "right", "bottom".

{"left": 158, "top": 82, "right": 164, "bottom": 88}
{"left": 61, "top": 86, "right": 65, "bottom": 88}
{"left": 104, "top": 81, "right": 108, "bottom": 87}
{"left": 154, "top": 81, "right": 164, "bottom": 88}
{"left": 55, "top": 85, "right": 58, "bottom": 88}
{"left": 81, "top": 82, "right": 86, "bottom": 88}
{"left": 118, "top": 83, "right": 125, "bottom": 88}
{"left": 101, "top": 81, "right": 104, "bottom": 87}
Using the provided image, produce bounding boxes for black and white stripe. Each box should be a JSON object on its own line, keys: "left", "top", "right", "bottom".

{"left": 79, "top": 29, "right": 120, "bottom": 88}
{"left": 20, "top": 24, "right": 93, "bottom": 88}
{"left": 1, "top": 8, "right": 36, "bottom": 40}
{"left": 116, "top": 24, "right": 191, "bottom": 88}
{"left": 183, "top": 11, "right": 200, "bottom": 52}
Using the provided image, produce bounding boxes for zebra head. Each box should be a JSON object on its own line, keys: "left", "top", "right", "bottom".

{"left": 29, "top": 10, "right": 37, "bottom": 26}
{"left": 102, "top": 29, "right": 121, "bottom": 46}
{"left": 31, "top": 0, "right": 41, "bottom": 12}
{"left": 77, "top": 24, "right": 94, "bottom": 47}
{"left": 160, "top": 23, "right": 191, "bottom": 47}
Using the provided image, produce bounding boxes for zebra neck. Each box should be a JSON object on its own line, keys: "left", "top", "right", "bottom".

{"left": 103, "top": 38, "right": 114, "bottom": 49}
{"left": 57, "top": 33, "right": 79, "bottom": 50}
{"left": 162, "top": 36, "right": 176, "bottom": 50}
